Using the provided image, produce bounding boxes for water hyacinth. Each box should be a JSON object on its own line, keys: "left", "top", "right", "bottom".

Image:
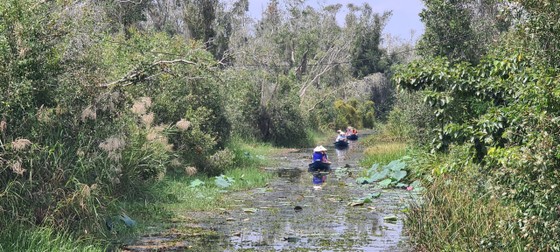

{"left": 11, "top": 139, "right": 32, "bottom": 151}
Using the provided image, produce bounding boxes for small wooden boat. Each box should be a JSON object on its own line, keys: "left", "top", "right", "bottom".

{"left": 347, "top": 134, "right": 358, "bottom": 141}
{"left": 334, "top": 140, "right": 349, "bottom": 149}
{"left": 308, "top": 162, "right": 331, "bottom": 172}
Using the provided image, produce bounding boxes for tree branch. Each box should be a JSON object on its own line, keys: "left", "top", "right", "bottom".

{"left": 99, "top": 59, "right": 197, "bottom": 88}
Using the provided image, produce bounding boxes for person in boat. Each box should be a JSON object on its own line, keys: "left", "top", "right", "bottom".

{"left": 310, "top": 145, "right": 330, "bottom": 172}
{"left": 336, "top": 130, "right": 347, "bottom": 142}
{"left": 346, "top": 126, "right": 357, "bottom": 135}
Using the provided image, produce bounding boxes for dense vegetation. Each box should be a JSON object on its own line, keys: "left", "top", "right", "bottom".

{"left": 392, "top": 0, "right": 560, "bottom": 250}
{"left": 0, "top": 0, "right": 406, "bottom": 249}
{"left": 5, "top": 0, "right": 558, "bottom": 250}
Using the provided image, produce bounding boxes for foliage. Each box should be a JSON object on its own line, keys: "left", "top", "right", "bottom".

{"left": 388, "top": 91, "right": 435, "bottom": 144}
{"left": 405, "top": 173, "right": 522, "bottom": 251}
{"left": 257, "top": 73, "right": 311, "bottom": 147}
{"left": 0, "top": 0, "right": 403, "bottom": 249}
{"left": 349, "top": 4, "right": 392, "bottom": 78}
{"left": 0, "top": 225, "right": 104, "bottom": 252}
{"left": 395, "top": 7, "right": 560, "bottom": 247}
{"left": 357, "top": 158, "right": 415, "bottom": 189}
{"left": 331, "top": 98, "right": 376, "bottom": 130}
{"left": 418, "top": 0, "right": 504, "bottom": 63}
{"left": 360, "top": 132, "right": 408, "bottom": 167}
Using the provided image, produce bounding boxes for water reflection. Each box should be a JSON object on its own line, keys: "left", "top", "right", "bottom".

{"left": 312, "top": 172, "right": 327, "bottom": 188}
{"left": 335, "top": 148, "right": 348, "bottom": 162}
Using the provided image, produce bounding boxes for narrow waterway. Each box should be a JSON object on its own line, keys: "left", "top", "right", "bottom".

{"left": 125, "top": 131, "right": 414, "bottom": 251}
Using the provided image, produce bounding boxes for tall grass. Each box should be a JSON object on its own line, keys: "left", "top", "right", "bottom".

{"left": 405, "top": 173, "right": 523, "bottom": 251}
{"left": 359, "top": 131, "right": 409, "bottom": 168}
{"left": 0, "top": 225, "right": 104, "bottom": 252}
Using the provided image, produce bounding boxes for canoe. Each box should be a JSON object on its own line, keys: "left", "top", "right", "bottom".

{"left": 308, "top": 162, "right": 331, "bottom": 172}
{"left": 334, "top": 140, "right": 349, "bottom": 149}
{"left": 347, "top": 134, "right": 358, "bottom": 141}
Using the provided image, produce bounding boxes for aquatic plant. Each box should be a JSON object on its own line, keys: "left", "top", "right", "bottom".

{"left": 357, "top": 157, "right": 416, "bottom": 189}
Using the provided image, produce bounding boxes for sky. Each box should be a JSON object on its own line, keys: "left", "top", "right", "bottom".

{"left": 247, "top": 0, "right": 425, "bottom": 41}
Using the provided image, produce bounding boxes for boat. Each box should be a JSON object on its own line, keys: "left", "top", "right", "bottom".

{"left": 334, "top": 140, "right": 349, "bottom": 149}
{"left": 308, "top": 162, "right": 331, "bottom": 172}
{"left": 347, "top": 134, "right": 358, "bottom": 141}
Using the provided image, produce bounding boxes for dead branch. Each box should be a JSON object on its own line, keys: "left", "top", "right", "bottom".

{"left": 99, "top": 59, "right": 196, "bottom": 88}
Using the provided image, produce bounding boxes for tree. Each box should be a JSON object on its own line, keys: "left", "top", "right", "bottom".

{"left": 348, "top": 4, "right": 392, "bottom": 78}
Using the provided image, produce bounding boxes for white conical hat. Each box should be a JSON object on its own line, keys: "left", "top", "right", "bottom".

{"left": 313, "top": 145, "right": 327, "bottom": 152}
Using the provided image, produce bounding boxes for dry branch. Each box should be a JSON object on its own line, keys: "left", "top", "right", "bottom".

{"left": 99, "top": 59, "right": 196, "bottom": 88}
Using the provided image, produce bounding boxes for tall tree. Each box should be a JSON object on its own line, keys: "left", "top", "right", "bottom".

{"left": 348, "top": 4, "right": 392, "bottom": 78}
{"left": 418, "top": 0, "right": 506, "bottom": 63}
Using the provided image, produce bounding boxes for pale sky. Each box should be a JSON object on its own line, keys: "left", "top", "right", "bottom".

{"left": 247, "top": 0, "right": 425, "bottom": 41}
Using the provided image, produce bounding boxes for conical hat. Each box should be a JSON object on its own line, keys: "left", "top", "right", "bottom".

{"left": 313, "top": 145, "right": 327, "bottom": 152}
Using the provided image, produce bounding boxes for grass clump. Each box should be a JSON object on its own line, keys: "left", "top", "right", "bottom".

{"left": 405, "top": 172, "right": 522, "bottom": 251}
{"left": 360, "top": 130, "right": 409, "bottom": 168}
{"left": 0, "top": 225, "right": 105, "bottom": 252}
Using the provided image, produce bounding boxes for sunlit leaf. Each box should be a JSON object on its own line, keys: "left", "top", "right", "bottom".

{"left": 189, "top": 179, "right": 205, "bottom": 188}
{"left": 370, "top": 169, "right": 389, "bottom": 181}
{"left": 215, "top": 175, "right": 235, "bottom": 188}
{"left": 377, "top": 178, "right": 393, "bottom": 188}
{"left": 391, "top": 170, "right": 407, "bottom": 182}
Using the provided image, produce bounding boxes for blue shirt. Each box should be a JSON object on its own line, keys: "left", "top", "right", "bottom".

{"left": 313, "top": 152, "right": 327, "bottom": 162}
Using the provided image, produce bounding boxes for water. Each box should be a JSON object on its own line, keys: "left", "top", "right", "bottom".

{"left": 124, "top": 131, "right": 414, "bottom": 251}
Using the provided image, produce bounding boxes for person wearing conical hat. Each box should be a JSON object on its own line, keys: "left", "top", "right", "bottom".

{"left": 310, "top": 145, "right": 330, "bottom": 172}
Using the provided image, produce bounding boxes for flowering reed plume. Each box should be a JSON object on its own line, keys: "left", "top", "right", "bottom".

{"left": 98, "top": 136, "right": 126, "bottom": 161}
{"left": 0, "top": 120, "right": 6, "bottom": 133}
{"left": 131, "top": 97, "right": 152, "bottom": 115}
{"left": 142, "top": 113, "right": 154, "bottom": 127}
{"left": 11, "top": 160, "right": 26, "bottom": 175}
{"left": 81, "top": 106, "right": 97, "bottom": 122}
{"left": 176, "top": 119, "right": 191, "bottom": 131}
{"left": 11, "top": 138, "right": 32, "bottom": 151}
{"left": 185, "top": 166, "right": 197, "bottom": 176}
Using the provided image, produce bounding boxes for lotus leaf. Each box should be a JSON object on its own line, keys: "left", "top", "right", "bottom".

{"left": 377, "top": 178, "right": 393, "bottom": 188}
{"left": 215, "top": 175, "right": 235, "bottom": 188}
{"left": 189, "top": 179, "right": 205, "bottom": 188}
{"left": 391, "top": 170, "right": 407, "bottom": 182}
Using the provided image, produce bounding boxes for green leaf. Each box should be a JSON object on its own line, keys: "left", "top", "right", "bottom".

{"left": 377, "top": 178, "right": 393, "bottom": 188}
{"left": 384, "top": 215, "right": 398, "bottom": 222}
{"left": 215, "top": 175, "right": 235, "bottom": 188}
{"left": 189, "top": 179, "right": 205, "bottom": 188}
{"left": 370, "top": 169, "right": 389, "bottom": 181}
{"left": 368, "top": 192, "right": 382, "bottom": 199}
{"left": 385, "top": 160, "right": 406, "bottom": 171}
{"left": 391, "top": 170, "right": 408, "bottom": 182}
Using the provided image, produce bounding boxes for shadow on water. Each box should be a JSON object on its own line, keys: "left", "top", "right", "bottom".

{"left": 123, "top": 130, "right": 413, "bottom": 251}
